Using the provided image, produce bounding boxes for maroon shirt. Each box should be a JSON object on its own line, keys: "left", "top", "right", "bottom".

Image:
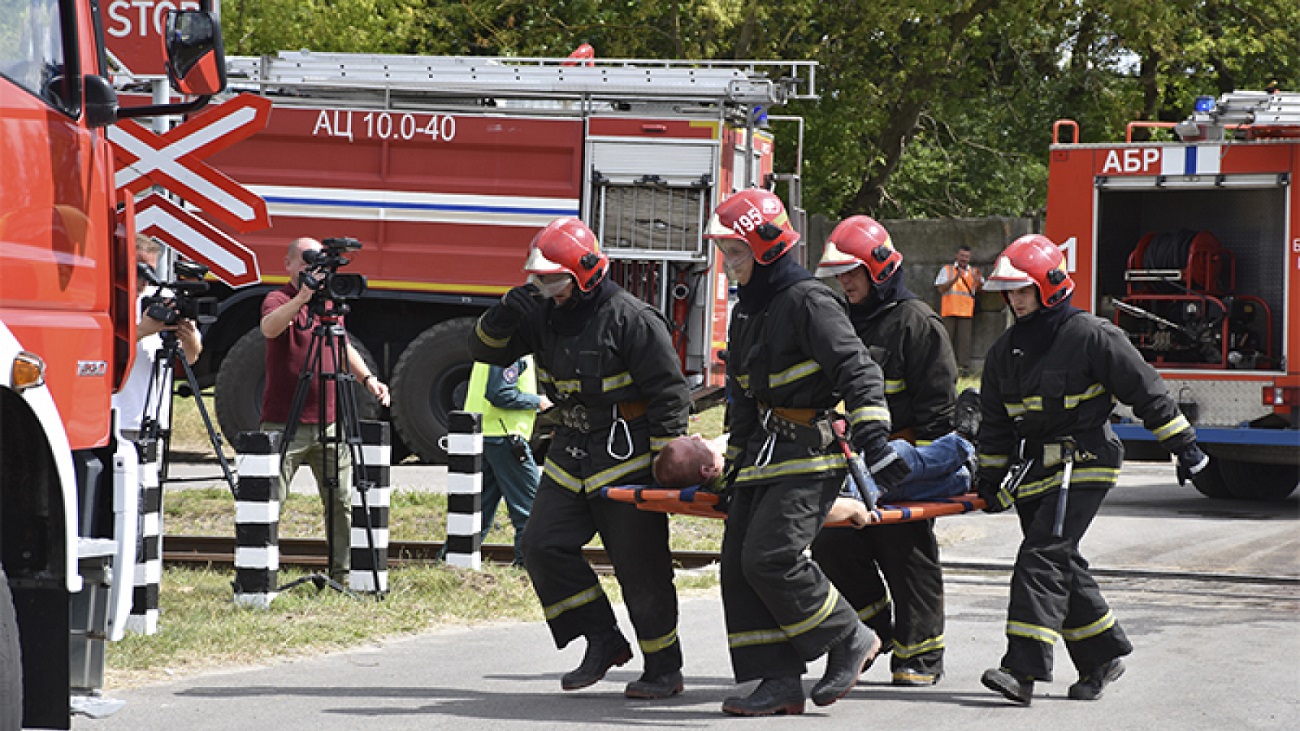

{"left": 260, "top": 284, "right": 343, "bottom": 424}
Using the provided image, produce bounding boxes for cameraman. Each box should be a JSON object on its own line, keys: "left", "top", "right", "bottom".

{"left": 115, "top": 234, "right": 203, "bottom": 443}
{"left": 259, "top": 237, "right": 390, "bottom": 583}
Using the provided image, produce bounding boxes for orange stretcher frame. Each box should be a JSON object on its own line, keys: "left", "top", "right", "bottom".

{"left": 600, "top": 486, "right": 987, "bottom": 526}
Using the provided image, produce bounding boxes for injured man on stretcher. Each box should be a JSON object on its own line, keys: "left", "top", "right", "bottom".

{"left": 652, "top": 433, "right": 974, "bottom": 527}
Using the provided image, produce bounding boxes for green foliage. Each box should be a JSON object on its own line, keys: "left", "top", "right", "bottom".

{"left": 219, "top": 0, "right": 1300, "bottom": 220}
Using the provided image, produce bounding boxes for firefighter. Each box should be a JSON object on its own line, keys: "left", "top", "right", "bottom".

{"left": 468, "top": 217, "right": 691, "bottom": 700}
{"left": 973, "top": 235, "right": 1209, "bottom": 705}
{"left": 705, "top": 189, "right": 909, "bottom": 716}
{"left": 808, "top": 215, "right": 961, "bottom": 687}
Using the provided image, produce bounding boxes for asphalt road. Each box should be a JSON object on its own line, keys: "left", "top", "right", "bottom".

{"left": 75, "top": 462, "right": 1299, "bottom": 731}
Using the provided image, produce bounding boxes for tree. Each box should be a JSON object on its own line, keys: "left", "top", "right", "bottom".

{"left": 219, "top": 0, "right": 1300, "bottom": 219}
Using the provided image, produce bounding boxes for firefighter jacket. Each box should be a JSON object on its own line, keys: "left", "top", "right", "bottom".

{"left": 727, "top": 278, "right": 892, "bottom": 486}
{"left": 470, "top": 280, "right": 690, "bottom": 494}
{"left": 976, "top": 310, "right": 1195, "bottom": 502}
{"left": 848, "top": 297, "right": 957, "bottom": 443}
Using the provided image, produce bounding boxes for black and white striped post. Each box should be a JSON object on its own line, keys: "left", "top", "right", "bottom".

{"left": 445, "top": 411, "right": 483, "bottom": 570}
{"left": 349, "top": 420, "right": 391, "bottom": 593}
{"left": 233, "top": 431, "right": 281, "bottom": 608}
{"left": 125, "top": 438, "right": 162, "bottom": 635}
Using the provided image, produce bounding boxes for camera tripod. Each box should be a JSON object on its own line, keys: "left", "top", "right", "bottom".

{"left": 138, "top": 329, "right": 238, "bottom": 497}
{"left": 276, "top": 298, "right": 383, "bottom": 597}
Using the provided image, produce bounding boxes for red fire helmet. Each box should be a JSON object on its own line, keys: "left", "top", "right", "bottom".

{"left": 985, "top": 234, "right": 1074, "bottom": 307}
{"left": 703, "top": 188, "right": 799, "bottom": 264}
{"left": 815, "top": 215, "right": 902, "bottom": 283}
{"left": 523, "top": 217, "right": 609, "bottom": 292}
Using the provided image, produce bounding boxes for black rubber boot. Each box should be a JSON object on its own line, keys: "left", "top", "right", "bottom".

{"left": 624, "top": 669, "right": 684, "bottom": 699}
{"left": 560, "top": 629, "right": 633, "bottom": 691}
{"left": 981, "top": 667, "right": 1034, "bottom": 705}
{"left": 811, "top": 624, "right": 882, "bottom": 706}
{"left": 721, "top": 677, "right": 806, "bottom": 716}
{"left": 1068, "top": 658, "right": 1125, "bottom": 700}
{"left": 892, "top": 665, "right": 943, "bottom": 686}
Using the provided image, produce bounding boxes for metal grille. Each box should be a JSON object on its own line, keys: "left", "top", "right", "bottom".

{"left": 609, "top": 260, "right": 665, "bottom": 309}
{"left": 592, "top": 184, "right": 709, "bottom": 261}
{"left": 1112, "top": 378, "right": 1271, "bottom": 428}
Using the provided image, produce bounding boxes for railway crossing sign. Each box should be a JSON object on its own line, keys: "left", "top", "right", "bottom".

{"left": 109, "top": 93, "right": 272, "bottom": 234}
{"left": 134, "top": 193, "right": 262, "bottom": 287}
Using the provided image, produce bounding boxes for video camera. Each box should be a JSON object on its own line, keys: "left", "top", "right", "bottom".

{"left": 141, "top": 258, "right": 219, "bottom": 326}
{"left": 299, "top": 237, "right": 367, "bottom": 301}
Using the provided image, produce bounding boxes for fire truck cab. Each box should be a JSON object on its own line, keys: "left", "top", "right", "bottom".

{"left": 193, "top": 51, "right": 816, "bottom": 464}
{"left": 1045, "top": 91, "right": 1300, "bottom": 500}
{"left": 0, "top": 5, "right": 225, "bottom": 727}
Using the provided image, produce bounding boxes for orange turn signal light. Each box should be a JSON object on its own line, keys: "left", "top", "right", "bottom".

{"left": 11, "top": 351, "right": 46, "bottom": 392}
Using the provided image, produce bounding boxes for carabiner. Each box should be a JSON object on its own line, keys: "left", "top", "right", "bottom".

{"left": 606, "top": 404, "right": 634, "bottom": 460}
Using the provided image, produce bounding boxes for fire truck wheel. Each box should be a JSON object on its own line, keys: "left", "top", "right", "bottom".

{"left": 214, "top": 328, "right": 381, "bottom": 447}
{"left": 0, "top": 564, "right": 22, "bottom": 731}
{"left": 1189, "top": 457, "right": 1233, "bottom": 500}
{"left": 389, "top": 318, "right": 477, "bottom": 463}
{"left": 1218, "top": 458, "right": 1298, "bottom": 501}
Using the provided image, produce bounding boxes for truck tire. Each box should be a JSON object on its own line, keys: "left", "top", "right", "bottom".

{"left": 214, "top": 328, "right": 381, "bottom": 446}
{"left": 1218, "top": 459, "right": 1299, "bottom": 501}
{"left": 389, "top": 318, "right": 477, "bottom": 463}
{"left": 0, "top": 565, "right": 22, "bottom": 731}
{"left": 1189, "top": 457, "right": 1233, "bottom": 500}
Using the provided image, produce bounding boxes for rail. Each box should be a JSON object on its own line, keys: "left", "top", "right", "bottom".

{"left": 163, "top": 535, "right": 1300, "bottom": 586}
{"left": 226, "top": 51, "right": 818, "bottom": 106}
{"left": 163, "top": 535, "right": 721, "bottom": 574}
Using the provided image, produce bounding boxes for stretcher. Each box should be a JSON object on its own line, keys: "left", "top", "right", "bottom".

{"left": 600, "top": 485, "right": 987, "bottom": 527}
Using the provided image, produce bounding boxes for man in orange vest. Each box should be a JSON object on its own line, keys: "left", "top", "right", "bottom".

{"left": 934, "top": 245, "right": 984, "bottom": 374}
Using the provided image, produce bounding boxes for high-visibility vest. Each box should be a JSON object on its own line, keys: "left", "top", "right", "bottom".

{"left": 939, "top": 264, "right": 980, "bottom": 318}
{"left": 464, "top": 358, "right": 538, "bottom": 438}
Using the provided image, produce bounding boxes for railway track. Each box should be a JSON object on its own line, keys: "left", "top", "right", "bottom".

{"left": 163, "top": 534, "right": 722, "bottom": 573}
{"left": 163, "top": 534, "right": 1300, "bottom": 587}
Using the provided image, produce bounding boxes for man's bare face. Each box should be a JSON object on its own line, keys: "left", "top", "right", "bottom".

{"left": 835, "top": 265, "right": 872, "bottom": 305}
{"left": 1007, "top": 284, "right": 1041, "bottom": 318}
{"left": 288, "top": 241, "right": 322, "bottom": 289}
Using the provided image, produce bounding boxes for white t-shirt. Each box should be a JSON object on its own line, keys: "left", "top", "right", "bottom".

{"left": 113, "top": 310, "right": 168, "bottom": 432}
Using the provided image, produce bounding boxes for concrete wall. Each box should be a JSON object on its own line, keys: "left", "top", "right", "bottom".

{"left": 797, "top": 215, "right": 1042, "bottom": 374}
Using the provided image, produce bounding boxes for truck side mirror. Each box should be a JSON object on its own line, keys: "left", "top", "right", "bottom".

{"left": 83, "top": 74, "right": 119, "bottom": 128}
{"left": 117, "top": 9, "right": 227, "bottom": 120}
{"left": 164, "top": 9, "right": 227, "bottom": 97}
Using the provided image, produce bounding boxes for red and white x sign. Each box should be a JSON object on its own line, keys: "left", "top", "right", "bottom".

{"left": 135, "top": 193, "right": 262, "bottom": 287}
{"left": 110, "top": 93, "right": 272, "bottom": 233}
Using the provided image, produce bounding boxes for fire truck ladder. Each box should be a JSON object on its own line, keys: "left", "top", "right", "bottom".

{"left": 226, "top": 51, "right": 818, "bottom": 106}
{"left": 1176, "top": 90, "right": 1300, "bottom": 141}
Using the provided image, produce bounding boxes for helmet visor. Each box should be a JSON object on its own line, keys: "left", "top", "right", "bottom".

{"left": 703, "top": 212, "right": 744, "bottom": 240}
{"left": 983, "top": 255, "right": 1035, "bottom": 292}
{"left": 527, "top": 272, "right": 574, "bottom": 298}
{"left": 815, "top": 241, "right": 862, "bottom": 278}
{"left": 815, "top": 261, "right": 861, "bottom": 278}
{"left": 523, "top": 246, "right": 565, "bottom": 276}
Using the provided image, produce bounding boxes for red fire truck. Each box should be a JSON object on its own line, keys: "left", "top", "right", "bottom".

{"left": 192, "top": 51, "right": 816, "bottom": 463}
{"left": 1045, "top": 90, "right": 1300, "bottom": 500}
{"left": 0, "top": 6, "right": 225, "bottom": 728}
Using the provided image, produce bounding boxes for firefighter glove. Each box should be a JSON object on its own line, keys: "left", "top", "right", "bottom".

{"left": 1175, "top": 443, "right": 1209, "bottom": 477}
{"left": 505, "top": 283, "right": 545, "bottom": 317}
{"left": 496, "top": 285, "right": 544, "bottom": 328}
{"left": 975, "top": 475, "right": 1013, "bottom": 513}
{"left": 1175, "top": 437, "right": 1211, "bottom": 483}
{"left": 854, "top": 431, "right": 910, "bottom": 492}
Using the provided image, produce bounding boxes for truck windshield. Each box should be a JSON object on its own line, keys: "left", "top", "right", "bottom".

{"left": 0, "top": 0, "right": 71, "bottom": 113}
